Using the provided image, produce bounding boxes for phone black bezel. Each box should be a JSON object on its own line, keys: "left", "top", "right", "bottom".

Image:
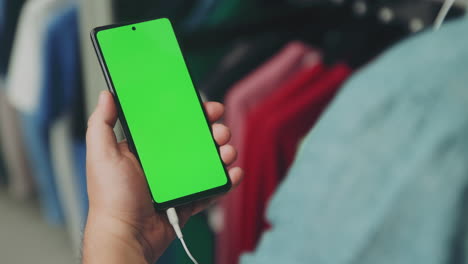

{"left": 90, "top": 17, "right": 232, "bottom": 210}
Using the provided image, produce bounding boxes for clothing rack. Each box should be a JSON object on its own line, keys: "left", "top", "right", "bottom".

{"left": 180, "top": 0, "right": 466, "bottom": 49}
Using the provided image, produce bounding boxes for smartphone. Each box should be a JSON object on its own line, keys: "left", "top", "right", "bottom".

{"left": 91, "top": 18, "right": 231, "bottom": 210}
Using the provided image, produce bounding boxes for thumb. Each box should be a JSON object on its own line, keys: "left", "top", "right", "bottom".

{"left": 86, "top": 91, "right": 119, "bottom": 160}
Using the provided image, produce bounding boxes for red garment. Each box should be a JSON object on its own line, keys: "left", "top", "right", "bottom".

{"left": 225, "top": 42, "right": 318, "bottom": 169}
{"left": 225, "top": 63, "right": 325, "bottom": 263}
{"left": 261, "top": 63, "right": 352, "bottom": 196}
{"left": 218, "top": 42, "right": 319, "bottom": 264}
{"left": 240, "top": 63, "right": 352, "bottom": 257}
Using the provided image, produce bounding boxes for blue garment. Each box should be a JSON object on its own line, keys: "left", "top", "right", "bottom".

{"left": 46, "top": 4, "right": 88, "bottom": 227}
{"left": 242, "top": 17, "right": 468, "bottom": 264}
{"left": 21, "top": 114, "right": 64, "bottom": 224}
{"left": 19, "top": 4, "right": 86, "bottom": 225}
{"left": 73, "top": 140, "right": 88, "bottom": 225}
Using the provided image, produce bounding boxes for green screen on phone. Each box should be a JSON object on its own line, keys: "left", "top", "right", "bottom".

{"left": 94, "top": 18, "right": 229, "bottom": 205}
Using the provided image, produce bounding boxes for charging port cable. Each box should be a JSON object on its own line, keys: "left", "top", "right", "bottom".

{"left": 166, "top": 208, "right": 199, "bottom": 264}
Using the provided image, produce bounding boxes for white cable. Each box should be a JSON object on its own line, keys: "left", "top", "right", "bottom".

{"left": 179, "top": 236, "right": 199, "bottom": 264}
{"left": 166, "top": 208, "right": 200, "bottom": 264}
{"left": 434, "top": 0, "right": 456, "bottom": 30}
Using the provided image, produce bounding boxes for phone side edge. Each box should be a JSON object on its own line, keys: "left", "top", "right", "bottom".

{"left": 153, "top": 20, "right": 233, "bottom": 209}
{"left": 89, "top": 27, "right": 159, "bottom": 207}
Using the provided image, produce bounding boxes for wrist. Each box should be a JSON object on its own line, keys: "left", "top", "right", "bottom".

{"left": 82, "top": 210, "right": 162, "bottom": 264}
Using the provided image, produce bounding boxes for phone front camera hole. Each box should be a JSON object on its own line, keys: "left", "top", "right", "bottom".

{"left": 132, "top": 26, "right": 136, "bottom": 31}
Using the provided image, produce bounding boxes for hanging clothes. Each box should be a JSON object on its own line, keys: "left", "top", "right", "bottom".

{"left": 7, "top": 0, "right": 68, "bottom": 113}
{"left": 199, "top": 33, "right": 287, "bottom": 102}
{"left": 223, "top": 62, "right": 325, "bottom": 263}
{"left": 44, "top": 4, "right": 88, "bottom": 250}
{"left": 217, "top": 41, "right": 319, "bottom": 264}
{"left": 224, "top": 42, "right": 319, "bottom": 168}
{"left": 241, "top": 16, "right": 468, "bottom": 264}
{"left": 0, "top": 87, "right": 34, "bottom": 197}
{"left": 6, "top": 0, "right": 71, "bottom": 224}
{"left": 0, "top": 0, "right": 26, "bottom": 75}
{"left": 180, "top": 2, "right": 286, "bottom": 87}
{"left": 0, "top": 0, "right": 31, "bottom": 195}
{"left": 255, "top": 64, "right": 351, "bottom": 189}
{"left": 239, "top": 62, "right": 351, "bottom": 259}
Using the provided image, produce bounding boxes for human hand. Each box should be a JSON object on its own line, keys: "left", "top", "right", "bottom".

{"left": 82, "top": 91, "right": 244, "bottom": 264}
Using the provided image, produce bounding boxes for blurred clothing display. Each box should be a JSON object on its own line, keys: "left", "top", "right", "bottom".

{"left": 50, "top": 116, "right": 81, "bottom": 245}
{"left": 217, "top": 42, "right": 320, "bottom": 263}
{"left": 45, "top": 4, "right": 87, "bottom": 248}
{"left": 0, "top": 0, "right": 28, "bottom": 190}
{"left": 0, "top": 0, "right": 25, "bottom": 75}
{"left": 0, "top": 0, "right": 31, "bottom": 190}
{"left": 218, "top": 43, "right": 320, "bottom": 264}
{"left": 221, "top": 61, "right": 351, "bottom": 264}
{"left": 7, "top": 0, "right": 72, "bottom": 224}
{"left": 224, "top": 42, "right": 318, "bottom": 168}
{"left": 0, "top": 88, "right": 35, "bottom": 198}
{"left": 241, "top": 16, "right": 468, "bottom": 264}
{"left": 7, "top": 0, "right": 68, "bottom": 113}
{"left": 20, "top": 113, "right": 65, "bottom": 224}
{"left": 242, "top": 62, "right": 351, "bottom": 253}
{"left": 253, "top": 63, "right": 350, "bottom": 191}
{"left": 0, "top": 1, "right": 467, "bottom": 262}
{"left": 199, "top": 33, "right": 287, "bottom": 102}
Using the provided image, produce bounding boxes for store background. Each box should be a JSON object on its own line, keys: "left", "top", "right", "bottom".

{"left": 0, "top": 0, "right": 467, "bottom": 263}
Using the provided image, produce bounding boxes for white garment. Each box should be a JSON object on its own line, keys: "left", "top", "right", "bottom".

{"left": 76, "top": 0, "right": 125, "bottom": 140}
{"left": 6, "top": 0, "right": 67, "bottom": 113}
{"left": 50, "top": 113, "right": 83, "bottom": 253}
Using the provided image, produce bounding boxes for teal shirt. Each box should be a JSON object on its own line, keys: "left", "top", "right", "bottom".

{"left": 242, "top": 17, "right": 468, "bottom": 264}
